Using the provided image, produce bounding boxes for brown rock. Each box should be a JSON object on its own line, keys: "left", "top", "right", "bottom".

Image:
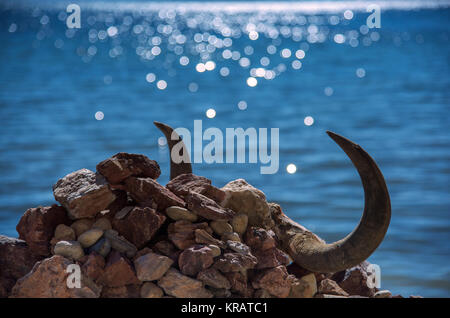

{"left": 210, "top": 220, "right": 233, "bottom": 236}
{"left": 158, "top": 268, "right": 213, "bottom": 298}
{"left": 213, "top": 253, "right": 257, "bottom": 273}
{"left": 221, "top": 232, "right": 241, "bottom": 242}
{"left": 289, "top": 273, "right": 317, "bottom": 298}
{"left": 16, "top": 204, "right": 69, "bottom": 256}
{"left": 103, "top": 229, "right": 137, "bottom": 258}
{"left": 70, "top": 218, "right": 95, "bottom": 237}
{"left": 230, "top": 213, "right": 248, "bottom": 236}
{"left": 78, "top": 228, "right": 104, "bottom": 248}
{"left": 98, "top": 250, "right": 139, "bottom": 287}
{"left": 166, "top": 173, "right": 225, "bottom": 203}
{"left": 153, "top": 240, "right": 181, "bottom": 263}
{"left": 252, "top": 266, "right": 291, "bottom": 298}
{"left": 53, "top": 169, "right": 116, "bottom": 220}
{"left": 54, "top": 224, "right": 76, "bottom": 241}
{"left": 254, "top": 247, "right": 291, "bottom": 269}
{"left": 11, "top": 255, "right": 100, "bottom": 298}
{"left": 101, "top": 284, "right": 140, "bottom": 298}
{"left": 167, "top": 220, "right": 212, "bottom": 250}
{"left": 112, "top": 207, "right": 165, "bottom": 249}
{"left": 244, "top": 227, "right": 276, "bottom": 251}
{"left": 92, "top": 218, "right": 112, "bottom": 231}
{"left": 333, "top": 261, "right": 377, "bottom": 297}
{"left": 195, "top": 229, "right": 226, "bottom": 249}
{"left": 96, "top": 152, "right": 161, "bottom": 184}
{"left": 125, "top": 177, "right": 184, "bottom": 210}
{"left": 226, "top": 240, "right": 251, "bottom": 255}
{"left": 140, "top": 282, "right": 164, "bottom": 298}
{"left": 197, "top": 268, "right": 231, "bottom": 289}
{"left": 254, "top": 289, "right": 274, "bottom": 298}
{"left": 133, "top": 247, "right": 153, "bottom": 260}
{"left": 81, "top": 252, "right": 105, "bottom": 281}
{"left": 318, "top": 278, "right": 349, "bottom": 296}
{"left": 165, "top": 206, "right": 198, "bottom": 222}
{"left": 134, "top": 252, "right": 173, "bottom": 281}
{"left": 225, "top": 271, "right": 254, "bottom": 298}
{"left": 286, "top": 263, "right": 311, "bottom": 279}
{"left": 186, "top": 191, "right": 235, "bottom": 220}
{"left": 178, "top": 245, "right": 214, "bottom": 276}
{"left": 0, "top": 235, "right": 43, "bottom": 297}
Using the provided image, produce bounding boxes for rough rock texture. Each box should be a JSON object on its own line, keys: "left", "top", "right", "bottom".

{"left": 221, "top": 179, "right": 273, "bottom": 228}
{"left": 158, "top": 268, "right": 213, "bottom": 298}
{"left": 53, "top": 169, "right": 116, "bottom": 220}
{"left": 112, "top": 207, "right": 165, "bottom": 249}
{"left": 54, "top": 224, "right": 76, "bottom": 241}
{"left": 318, "top": 278, "right": 349, "bottom": 296}
{"left": 333, "top": 261, "right": 377, "bottom": 297}
{"left": 103, "top": 230, "right": 137, "bottom": 258}
{"left": 0, "top": 235, "right": 43, "bottom": 298}
{"left": 213, "top": 253, "right": 258, "bottom": 273}
{"left": 16, "top": 205, "right": 69, "bottom": 256}
{"left": 134, "top": 252, "right": 173, "bottom": 281}
{"left": 98, "top": 251, "right": 140, "bottom": 287}
{"left": 81, "top": 252, "right": 105, "bottom": 282}
{"left": 140, "top": 282, "right": 164, "bottom": 298}
{"left": 101, "top": 284, "right": 140, "bottom": 298}
{"left": 11, "top": 255, "right": 100, "bottom": 298}
{"left": 195, "top": 229, "right": 226, "bottom": 248}
{"left": 197, "top": 268, "right": 231, "bottom": 289}
{"left": 178, "top": 245, "right": 215, "bottom": 276}
{"left": 96, "top": 153, "right": 161, "bottom": 184}
{"left": 230, "top": 213, "right": 249, "bottom": 235}
{"left": 166, "top": 173, "right": 226, "bottom": 203}
{"left": 254, "top": 247, "right": 291, "bottom": 269}
{"left": 54, "top": 240, "right": 85, "bottom": 260}
{"left": 225, "top": 271, "right": 253, "bottom": 297}
{"left": 245, "top": 227, "right": 276, "bottom": 251}
{"left": 289, "top": 273, "right": 317, "bottom": 298}
{"left": 252, "top": 266, "right": 292, "bottom": 298}
{"left": 167, "top": 220, "right": 212, "bottom": 250}
{"left": 70, "top": 218, "right": 94, "bottom": 237}
{"left": 210, "top": 220, "right": 233, "bottom": 236}
{"left": 88, "top": 237, "right": 111, "bottom": 257}
{"left": 165, "top": 206, "right": 198, "bottom": 222}
{"left": 125, "top": 177, "right": 184, "bottom": 210}
{"left": 186, "top": 191, "right": 235, "bottom": 220}
{"left": 153, "top": 240, "right": 181, "bottom": 263}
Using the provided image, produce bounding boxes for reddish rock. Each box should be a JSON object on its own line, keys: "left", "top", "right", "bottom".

{"left": 16, "top": 204, "right": 69, "bottom": 256}
{"left": 286, "top": 263, "right": 311, "bottom": 279}
{"left": 318, "top": 279, "right": 349, "bottom": 296}
{"left": 185, "top": 191, "right": 235, "bottom": 220}
{"left": 98, "top": 251, "right": 139, "bottom": 287}
{"left": 53, "top": 169, "right": 116, "bottom": 220}
{"left": 153, "top": 240, "right": 181, "bottom": 263}
{"left": 0, "top": 235, "right": 43, "bottom": 297}
{"left": 254, "top": 247, "right": 291, "bottom": 269}
{"left": 252, "top": 266, "right": 292, "bottom": 298}
{"left": 101, "top": 284, "right": 141, "bottom": 298}
{"left": 178, "top": 245, "right": 214, "bottom": 276}
{"left": 103, "top": 230, "right": 137, "bottom": 258}
{"left": 133, "top": 247, "right": 153, "bottom": 261}
{"left": 98, "top": 190, "right": 129, "bottom": 221}
{"left": 195, "top": 229, "right": 226, "bottom": 249}
{"left": 244, "top": 227, "right": 276, "bottom": 251}
{"left": 81, "top": 252, "right": 105, "bottom": 282}
{"left": 224, "top": 271, "right": 253, "bottom": 298}
{"left": 11, "top": 255, "right": 100, "bottom": 298}
{"left": 288, "top": 273, "right": 317, "bottom": 298}
{"left": 333, "top": 261, "right": 377, "bottom": 297}
{"left": 134, "top": 252, "right": 173, "bottom": 281}
{"left": 197, "top": 268, "right": 231, "bottom": 290}
{"left": 112, "top": 207, "right": 165, "bottom": 249}
{"left": 158, "top": 268, "right": 213, "bottom": 298}
{"left": 125, "top": 177, "right": 184, "bottom": 210}
{"left": 96, "top": 152, "right": 161, "bottom": 184}
{"left": 166, "top": 173, "right": 226, "bottom": 202}
{"left": 167, "top": 220, "right": 212, "bottom": 250}
{"left": 213, "top": 253, "right": 257, "bottom": 273}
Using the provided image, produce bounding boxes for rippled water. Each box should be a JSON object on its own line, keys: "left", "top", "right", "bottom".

{"left": 0, "top": 0, "right": 449, "bottom": 297}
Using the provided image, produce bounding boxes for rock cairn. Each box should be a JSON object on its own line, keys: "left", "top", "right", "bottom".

{"left": 0, "top": 152, "right": 401, "bottom": 298}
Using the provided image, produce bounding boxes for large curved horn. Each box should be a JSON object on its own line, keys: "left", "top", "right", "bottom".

{"left": 154, "top": 121, "right": 192, "bottom": 180}
{"left": 272, "top": 131, "right": 391, "bottom": 273}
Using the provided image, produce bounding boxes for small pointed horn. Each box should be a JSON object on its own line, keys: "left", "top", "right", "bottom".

{"left": 154, "top": 121, "right": 192, "bottom": 180}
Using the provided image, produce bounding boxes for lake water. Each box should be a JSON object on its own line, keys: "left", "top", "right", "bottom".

{"left": 0, "top": 0, "right": 449, "bottom": 297}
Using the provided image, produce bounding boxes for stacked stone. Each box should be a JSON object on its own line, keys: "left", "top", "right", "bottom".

{"left": 0, "top": 152, "right": 399, "bottom": 298}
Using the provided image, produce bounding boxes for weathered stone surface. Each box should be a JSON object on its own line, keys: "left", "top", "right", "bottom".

{"left": 374, "top": 290, "right": 392, "bottom": 298}
{"left": 197, "top": 268, "right": 231, "bottom": 289}
{"left": 16, "top": 204, "right": 69, "bottom": 256}
{"left": 213, "top": 253, "right": 257, "bottom": 273}
{"left": 166, "top": 173, "right": 226, "bottom": 202}
{"left": 98, "top": 250, "right": 139, "bottom": 287}
{"left": 254, "top": 248, "right": 291, "bottom": 269}
{"left": 318, "top": 278, "right": 349, "bottom": 296}
{"left": 114, "top": 206, "right": 134, "bottom": 220}
{"left": 153, "top": 240, "right": 180, "bottom": 263}
{"left": 244, "top": 227, "right": 276, "bottom": 251}
{"left": 0, "top": 235, "right": 43, "bottom": 298}
{"left": 54, "top": 240, "right": 85, "bottom": 260}
{"left": 208, "top": 244, "right": 221, "bottom": 257}
{"left": 96, "top": 152, "right": 161, "bottom": 184}
{"left": 231, "top": 213, "right": 248, "bottom": 236}
{"left": 225, "top": 271, "right": 253, "bottom": 297}
{"left": 168, "top": 220, "right": 212, "bottom": 250}
{"left": 252, "top": 266, "right": 291, "bottom": 298}
{"left": 210, "top": 220, "right": 233, "bottom": 236}
{"left": 103, "top": 230, "right": 137, "bottom": 258}
{"left": 288, "top": 273, "right": 317, "bottom": 298}
{"left": 70, "top": 218, "right": 94, "bottom": 237}
{"left": 78, "top": 228, "right": 104, "bottom": 248}
{"left": 134, "top": 252, "right": 173, "bottom": 281}
{"left": 166, "top": 206, "right": 198, "bottom": 222}
{"left": 221, "top": 179, "right": 273, "bottom": 227}
{"left": 125, "top": 177, "right": 184, "bottom": 210}
{"left": 315, "top": 294, "right": 348, "bottom": 298}
{"left": 158, "top": 268, "right": 213, "bottom": 298}
{"left": 11, "top": 255, "right": 100, "bottom": 298}
{"left": 226, "top": 240, "right": 251, "bottom": 255}
{"left": 140, "top": 282, "right": 164, "bottom": 298}
{"left": 88, "top": 237, "right": 111, "bottom": 257}
{"left": 334, "top": 261, "right": 377, "bottom": 297}
{"left": 92, "top": 218, "right": 112, "bottom": 231}
{"left": 54, "top": 224, "right": 76, "bottom": 241}
{"left": 101, "top": 284, "right": 140, "bottom": 298}
{"left": 81, "top": 252, "right": 105, "bottom": 281}
{"left": 178, "top": 245, "right": 214, "bottom": 276}
{"left": 53, "top": 169, "right": 116, "bottom": 220}
{"left": 186, "top": 191, "right": 235, "bottom": 220}
{"left": 112, "top": 207, "right": 165, "bottom": 249}
{"left": 133, "top": 247, "right": 153, "bottom": 260}
{"left": 195, "top": 229, "right": 226, "bottom": 248}
{"left": 221, "top": 232, "right": 241, "bottom": 242}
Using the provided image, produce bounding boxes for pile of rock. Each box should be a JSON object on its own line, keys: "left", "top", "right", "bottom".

{"left": 0, "top": 153, "right": 396, "bottom": 298}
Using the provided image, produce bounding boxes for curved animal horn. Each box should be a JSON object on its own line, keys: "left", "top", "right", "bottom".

{"left": 272, "top": 131, "right": 391, "bottom": 273}
{"left": 154, "top": 121, "right": 192, "bottom": 180}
